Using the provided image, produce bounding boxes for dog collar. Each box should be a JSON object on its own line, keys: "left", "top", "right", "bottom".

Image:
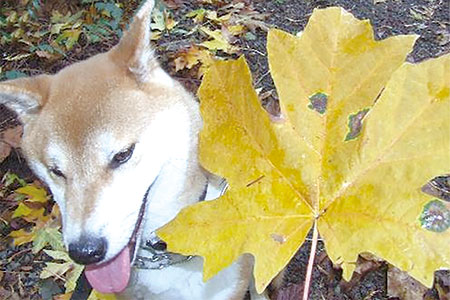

{"left": 134, "top": 183, "right": 212, "bottom": 270}
{"left": 134, "top": 232, "right": 193, "bottom": 270}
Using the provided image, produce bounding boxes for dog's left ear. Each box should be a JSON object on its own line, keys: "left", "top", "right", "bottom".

{"left": 110, "top": 0, "right": 157, "bottom": 83}
{"left": 0, "top": 75, "right": 51, "bottom": 121}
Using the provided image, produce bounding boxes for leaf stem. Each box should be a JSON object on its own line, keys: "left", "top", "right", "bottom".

{"left": 303, "top": 220, "right": 318, "bottom": 300}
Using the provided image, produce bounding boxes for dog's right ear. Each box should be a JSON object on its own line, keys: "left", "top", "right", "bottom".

{"left": 109, "top": 0, "right": 157, "bottom": 83}
{"left": 0, "top": 75, "right": 51, "bottom": 121}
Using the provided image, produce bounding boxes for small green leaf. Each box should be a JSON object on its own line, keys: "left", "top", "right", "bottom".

{"left": 40, "top": 262, "right": 71, "bottom": 279}
{"left": 4, "top": 70, "right": 27, "bottom": 80}
{"left": 2, "top": 172, "right": 27, "bottom": 187}
{"left": 65, "top": 264, "right": 84, "bottom": 292}
{"left": 33, "top": 227, "right": 64, "bottom": 253}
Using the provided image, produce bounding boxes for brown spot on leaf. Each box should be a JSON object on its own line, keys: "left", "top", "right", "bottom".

{"left": 308, "top": 92, "right": 328, "bottom": 114}
{"left": 271, "top": 233, "right": 286, "bottom": 244}
{"left": 345, "top": 108, "right": 369, "bottom": 141}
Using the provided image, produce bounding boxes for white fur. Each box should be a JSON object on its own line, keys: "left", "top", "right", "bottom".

{"left": 0, "top": 92, "right": 40, "bottom": 115}
{"left": 121, "top": 257, "right": 243, "bottom": 300}
{"left": 128, "top": 0, "right": 156, "bottom": 83}
{"left": 85, "top": 104, "right": 191, "bottom": 261}
{"left": 148, "top": 68, "right": 175, "bottom": 88}
{"left": 120, "top": 180, "right": 243, "bottom": 300}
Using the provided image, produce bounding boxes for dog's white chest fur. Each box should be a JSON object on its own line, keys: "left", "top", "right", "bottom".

{"left": 121, "top": 258, "right": 243, "bottom": 300}
{"left": 120, "top": 182, "right": 245, "bottom": 300}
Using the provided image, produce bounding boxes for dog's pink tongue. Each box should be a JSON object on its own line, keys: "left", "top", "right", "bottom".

{"left": 85, "top": 246, "right": 131, "bottom": 294}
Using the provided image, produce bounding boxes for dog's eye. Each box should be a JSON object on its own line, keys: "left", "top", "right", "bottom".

{"left": 111, "top": 144, "right": 135, "bottom": 168}
{"left": 50, "top": 167, "right": 66, "bottom": 179}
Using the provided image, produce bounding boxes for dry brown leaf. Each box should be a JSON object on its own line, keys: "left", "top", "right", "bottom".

{"left": 0, "top": 126, "right": 23, "bottom": 162}
{"left": 388, "top": 265, "right": 428, "bottom": 299}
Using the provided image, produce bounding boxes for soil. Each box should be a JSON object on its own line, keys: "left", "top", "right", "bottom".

{"left": 0, "top": 0, "right": 449, "bottom": 299}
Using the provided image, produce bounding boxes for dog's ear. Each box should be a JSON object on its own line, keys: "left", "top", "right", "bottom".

{"left": 110, "top": 0, "right": 157, "bottom": 83}
{"left": 0, "top": 75, "right": 51, "bottom": 120}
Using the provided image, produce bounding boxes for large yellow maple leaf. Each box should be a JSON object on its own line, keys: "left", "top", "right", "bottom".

{"left": 158, "top": 7, "right": 450, "bottom": 292}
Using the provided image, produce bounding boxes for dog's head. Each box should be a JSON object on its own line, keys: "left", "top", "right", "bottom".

{"left": 0, "top": 0, "right": 203, "bottom": 293}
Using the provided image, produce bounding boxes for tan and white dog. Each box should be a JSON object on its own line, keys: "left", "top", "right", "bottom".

{"left": 0, "top": 1, "right": 256, "bottom": 299}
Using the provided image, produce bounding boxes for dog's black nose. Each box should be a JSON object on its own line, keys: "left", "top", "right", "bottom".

{"left": 68, "top": 236, "right": 107, "bottom": 265}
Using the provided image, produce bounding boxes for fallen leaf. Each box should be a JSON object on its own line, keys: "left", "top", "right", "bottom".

{"left": 9, "top": 228, "right": 34, "bottom": 246}
{"left": 87, "top": 290, "right": 117, "bottom": 300}
{"left": 164, "top": 12, "right": 178, "bottom": 31}
{"left": 164, "top": 0, "right": 185, "bottom": 9}
{"left": 4, "top": 53, "right": 32, "bottom": 62}
{"left": 53, "top": 293, "right": 73, "bottom": 300}
{"left": 16, "top": 185, "right": 48, "bottom": 203}
{"left": 35, "top": 50, "right": 57, "bottom": 60}
{"left": 40, "top": 261, "right": 72, "bottom": 280}
{"left": 200, "top": 27, "right": 238, "bottom": 53}
{"left": 9, "top": 184, "right": 60, "bottom": 249}
{"left": 186, "top": 8, "right": 206, "bottom": 23}
{"left": 388, "top": 265, "right": 428, "bottom": 299}
{"left": 173, "top": 46, "right": 214, "bottom": 76}
{"left": 227, "top": 24, "right": 246, "bottom": 36}
{"left": 55, "top": 29, "right": 82, "bottom": 50}
{"left": 12, "top": 202, "right": 34, "bottom": 218}
{"left": 64, "top": 263, "right": 84, "bottom": 292}
{"left": 0, "top": 126, "right": 22, "bottom": 163}
{"left": 435, "top": 271, "right": 450, "bottom": 299}
{"left": 40, "top": 249, "right": 84, "bottom": 292}
{"left": 341, "top": 254, "right": 384, "bottom": 291}
{"left": 205, "top": 11, "right": 231, "bottom": 24}
{"left": 422, "top": 175, "right": 450, "bottom": 201}
{"left": 33, "top": 226, "right": 64, "bottom": 253}
{"left": 158, "top": 7, "right": 450, "bottom": 292}
{"left": 151, "top": 5, "right": 165, "bottom": 32}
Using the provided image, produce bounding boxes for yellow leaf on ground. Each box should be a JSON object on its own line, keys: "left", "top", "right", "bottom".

{"left": 40, "top": 262, "right": 72, "bottom": 279}
{"left": 158, "top": 7, "right": 450, "bottom": 292}
{"left": 174, "top": 46, "right": 208, "bottom": 70}
{"left": 186, "top": 9, "right": 206, "bottom": 23}
{"left": 12, "top": 202, "right": 33, "bottom": 218}
{"left": 88, "top": 290, "right": 117, "bottom": 300}
{"left": 200, "top": 27, "right": 238, "bottom": 53}
{"left": 41, "top": 249, "right": 84, "bottom": 292}
{"left": 33, "top": 226, "right": 64, "bottom": 253}
{"left": 9, "top": 229, "right": 34, "bottom": 246}
{"left": 53, "top": 293, "right": 73, "bottom": 300}
{"left": 227, "top": 25, "right": 246, "bottom": 36}
{"left": 16, "top": 185, "right": 48, "bottom": 203}
{"left": 174, "top": 46, "right": 214, "bottom": 77}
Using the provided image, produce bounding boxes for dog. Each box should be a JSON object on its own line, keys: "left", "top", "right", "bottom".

{"left": 0, "top": 1, "right": 258, "bottom": 299}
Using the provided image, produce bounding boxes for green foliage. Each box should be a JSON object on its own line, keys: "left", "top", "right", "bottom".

{"left": 2, "top": 172, "right": 27, "bottom": 187}
{"left": 0, "top": 0, "right": 127, "bottom": 60}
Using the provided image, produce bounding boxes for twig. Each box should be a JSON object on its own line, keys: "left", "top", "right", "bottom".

{"left": 0, "top": 269, "right": 33, "bottom": 274}
{"left": 7, "top": 248, "right": 32, "bottom": 262}
{"left": 303, "top": 220, "right": 318, "bottom": 300}
{"left": 241, "top": 46, "right": 266, "bottom": 57}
